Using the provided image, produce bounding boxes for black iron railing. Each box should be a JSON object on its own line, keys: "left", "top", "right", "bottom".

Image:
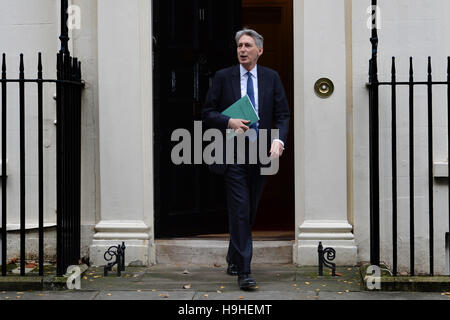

{"left": 55, "top": 51, "right": 83, "bottom": 276}
{"left": 368, "top": 0, "right": 450, "bottom": 276}
{"left": 0, "top": 51, "right": 83, "bottom": 277}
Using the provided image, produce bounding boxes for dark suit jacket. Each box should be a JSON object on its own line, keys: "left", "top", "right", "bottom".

{"left": 202, "top": 65, "right": 290, "bottom": 175}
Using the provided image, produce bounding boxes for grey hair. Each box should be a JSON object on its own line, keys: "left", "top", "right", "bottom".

{"left": 235, "top": 29, "right": 264, "bottom": 48}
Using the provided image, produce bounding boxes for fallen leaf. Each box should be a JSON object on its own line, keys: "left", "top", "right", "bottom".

{"left": 306, "top": 296, "right": 310, "bottom": 299}
{"left": 137, "top": 290, "right": 142, "bottom": 293}
{"left": 83, "top": 276, "right": 88, "bottom": 280}
{"left": 204, "top": 294, "right": 209, "bottom": 298}
{"left": 16, "top": 292, "right": 23, "bottom": 295}
{"left": 315, "top": 289, "right": 320, "bottom": 292}
{"left": 183, "top": 284, "right": 191, "bottom": 289}
{"left": 292, "top": 284, "right": 297, "bottom": 287}
{"left": 107, "top": 293, "right": 112, "bottom": 296}
{"left": 152, "top": 289, "right": 157, "bottom": 292}
{"left": 239, "top": 296, "right": 244, "bottom": 300}
{"left": 347, "top": 268, "right": 352, "bottom": 271}
{"left": 217, "top": 290, "right": 222, "bottom": 294}
{"left": 182, "top": 269, "right": 190, "bottom": 274}
{"left": 305, "top": 282, "right": 310, "bottom": 285}
{"left": 345, "top": 290, "right": 350, "bottom": 293}
{"left": 335, "top": 272, "right": 344, "bottom": 277}
{"left": 220, "top": 286, "right": 226, "bottom": 289}
{"left": 213, "top": 263, "right": 221, "bottom": 268}
{"left": 314, "top": 296, "right": 319, "bottom": 299}
{"left": 322, "top": 285, "right": 327, "bottom": 287}
{"left": 158, "top": 293, "right": 169, "bottom": 298}
{"left": 93, "top": 275, "right": 102, "bottom": 279}
{"left": 337, "top": 292, "right": 343, "bottom": 295}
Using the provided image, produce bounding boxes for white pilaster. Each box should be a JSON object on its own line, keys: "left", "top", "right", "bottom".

{"left": 293, "top": 0, "right": 356, "bottom": 266}
{"left": 90, "top": 0, "right": 154, "bottom": 266}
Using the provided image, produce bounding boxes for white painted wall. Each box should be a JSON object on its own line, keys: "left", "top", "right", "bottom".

{"left": 71, "top": 0, "right": 100, "bottom": 256}
{"left": 353, "top": 0, "right": 450, "bottom": 274}
{"left": 0, "top": 0, "right": 59, "bottom": 258}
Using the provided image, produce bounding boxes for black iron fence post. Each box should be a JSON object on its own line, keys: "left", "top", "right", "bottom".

{"left": 408, "top": 57, "right": 415, "bottom": 276}
{"left": 1, "top": 54, "right": 6, "bottom": 277}
{"left": 19, "top": 54, "right": 26, "bottom": 276}
{"left": 60, "top": 0, "right": 70, "bottom": 55}
{"left": 369, "top": 0, "right": 380, "bottom": 267}
{"left": 38, "top": 53, "right": 44, "bottom": 276}
{"left": 427, "top": 57, "right": 434, "bottom": 276}
{"left": 56, "top": 52, "right": 82, "bottom": 276}
{"left": 391, "top": 57, "right": 398, "bottom": 276}
{"left": 55, "top": 0, "right": 83, "bottom": 277}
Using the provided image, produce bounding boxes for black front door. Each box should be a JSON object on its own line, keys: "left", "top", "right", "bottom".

{"left": 153, "top": 0, "right": 242, "bottom": 237}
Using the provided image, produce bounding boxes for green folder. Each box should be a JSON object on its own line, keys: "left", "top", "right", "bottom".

{"left": 222, "top": 95, "right": 259, "bottom": 124}
{"left": 221, "top": 95, "right": 259, "bottom": 139}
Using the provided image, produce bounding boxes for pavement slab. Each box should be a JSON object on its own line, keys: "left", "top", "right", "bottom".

{"left": 193, "top": 290, "right": 319, "bottom": 300}
{"left": 1, "top": 264, "right": 450, "bottom": 301}
{"left": 94, "top": 290, "right": 196, "bottom": 300}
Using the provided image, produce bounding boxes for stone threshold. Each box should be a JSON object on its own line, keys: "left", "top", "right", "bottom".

{"left": 155, "top": 239, "right": 294, "bottom": 265}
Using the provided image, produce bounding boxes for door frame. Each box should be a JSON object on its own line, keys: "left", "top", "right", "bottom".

{"left": 147, "top": 0, "right": 304, "bottom": 264}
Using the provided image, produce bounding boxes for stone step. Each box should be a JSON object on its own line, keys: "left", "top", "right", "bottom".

{"left": 155, "top": 239, "right": 294, "bottom": 265}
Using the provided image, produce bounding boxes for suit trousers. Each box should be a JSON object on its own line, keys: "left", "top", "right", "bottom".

{"left": 225, "top": 162, "right": 267, "bottom": 274}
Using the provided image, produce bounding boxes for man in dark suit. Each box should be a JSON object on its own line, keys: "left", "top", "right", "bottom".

{"left": 202, "top": 29, "right": 290, "bottom": 290}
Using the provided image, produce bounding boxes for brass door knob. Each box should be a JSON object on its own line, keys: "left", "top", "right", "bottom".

{"left": 314, "top": 78, "right": 334, "bottom": 98}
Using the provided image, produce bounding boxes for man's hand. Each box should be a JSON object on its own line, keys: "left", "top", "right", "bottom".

{"left": 269, "top": 140, "right": 284, "bottom": 159}
{"left": 228, "top": 118, "right": 250, "bottom": 133}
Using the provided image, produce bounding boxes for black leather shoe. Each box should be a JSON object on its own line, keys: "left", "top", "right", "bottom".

{"left": 227, "top": 263, "right": 239, "bottom": 276}
{"left": 238, "top": 273, "right": 257, "bottom": 290}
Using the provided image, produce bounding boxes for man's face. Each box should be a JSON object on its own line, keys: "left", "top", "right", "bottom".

{"left": 237, "top": 35, "right": 263, "bottom": 71}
